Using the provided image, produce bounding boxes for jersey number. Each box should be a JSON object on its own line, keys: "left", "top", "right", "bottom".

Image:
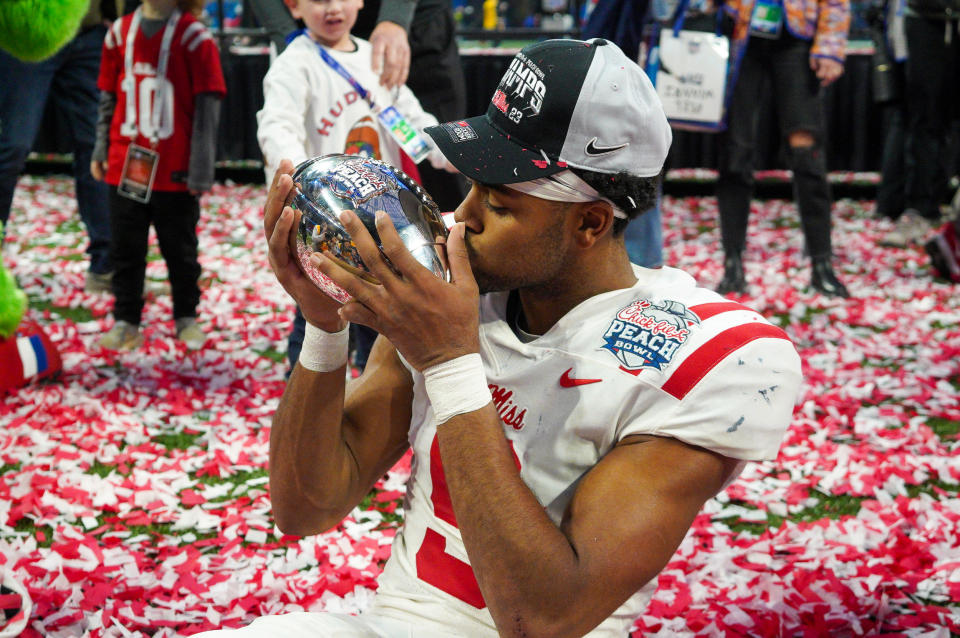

{"left": 120, "top": 76, "right": 175, "bottom": 140}
{"left": 413, "top": 434, "right": 521, "bottom": 608}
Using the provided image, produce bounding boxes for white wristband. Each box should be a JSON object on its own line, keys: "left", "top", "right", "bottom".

{"left": 298, "top": 321, "right": 349, "bottom": 372}
{"left": 423, "top": 353, "right": 492, "bottom": 425}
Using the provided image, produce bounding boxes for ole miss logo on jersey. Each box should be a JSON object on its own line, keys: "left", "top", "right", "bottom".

{"left": 488, "top": 382, "right": 527, "bottom": 430}
{"left": 601, "top": 298, "right": 700, "bottom": 373}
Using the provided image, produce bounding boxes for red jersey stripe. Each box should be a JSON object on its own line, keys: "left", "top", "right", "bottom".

{"left": 689, "top": 301, "right": 753, "bottom": 321}
{"left": 662, "top": 323, "right": 791, "bottom": 400}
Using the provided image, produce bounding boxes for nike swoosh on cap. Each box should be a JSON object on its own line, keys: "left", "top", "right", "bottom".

{"left": 559, "top": 367, "right": 603, "bottom": 387}
{"left": 584, "top": 137, "right": 629, "bottom": 156}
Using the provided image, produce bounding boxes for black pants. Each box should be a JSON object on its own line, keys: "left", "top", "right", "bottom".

{"left": 0, "top": 26, "right": 112, "bottom": 274}
{"left": 405, "top": 8, "right": 468, "bottom": 213}
{"left": 717, "top": 33, "right": 833, "bottom": 259}
{"left": 904, "top": 16, "right": 960, "bottom": 220}
{"left": 109, "top": 188, "right": 201, "bottom": 325}
{"left": 876, "top": 63, "right": 908, "bottom": 220}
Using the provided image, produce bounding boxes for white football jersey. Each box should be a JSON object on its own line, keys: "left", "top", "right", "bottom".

{"left": 370, "top": 265, "right": 802, "bottom": 636}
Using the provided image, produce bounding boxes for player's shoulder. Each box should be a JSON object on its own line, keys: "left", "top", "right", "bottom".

{"left": 572, "top": 266, "right": 795, "bottom": 384}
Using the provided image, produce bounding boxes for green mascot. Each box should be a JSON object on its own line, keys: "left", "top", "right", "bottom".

{"left": 0, "top": 0, "right": 91, "bottom": 62}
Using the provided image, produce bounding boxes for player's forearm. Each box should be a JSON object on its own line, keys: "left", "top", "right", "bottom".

{"left": 269, "top": 365, "right": 364, "bottom": 535}
{"left": 437, "top": 408, "right": 606, "bottom": 638}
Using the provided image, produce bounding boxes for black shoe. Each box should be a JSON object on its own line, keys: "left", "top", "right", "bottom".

{"left": 811, "top": 258, "right": 850, "bottom": 298}
{"left": 716, "top": 253, "right": 746, "bottom": 295}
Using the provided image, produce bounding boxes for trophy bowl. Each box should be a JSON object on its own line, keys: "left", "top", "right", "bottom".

{"left": 286, "top": 154, "right": 449, "bottom": 304}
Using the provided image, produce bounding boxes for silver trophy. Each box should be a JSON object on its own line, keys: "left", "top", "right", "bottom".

{"left": 286, "top": 154, "right": 449, "bottom": 303}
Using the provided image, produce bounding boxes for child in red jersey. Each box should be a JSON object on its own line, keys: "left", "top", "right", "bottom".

{"left": 91, "top": 0, "right": 225, "bottom": 350}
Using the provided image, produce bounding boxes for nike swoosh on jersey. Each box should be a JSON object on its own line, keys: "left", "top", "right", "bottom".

{"left": 584, "top": 137, "right": 629, "bottom": 156}
{"left": 559, "top": 367, "right": 603, "bottom": 387}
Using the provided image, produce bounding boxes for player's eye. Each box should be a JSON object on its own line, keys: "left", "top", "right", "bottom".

{"left": 483, "top": 195, "right": 508, "bottom": 215}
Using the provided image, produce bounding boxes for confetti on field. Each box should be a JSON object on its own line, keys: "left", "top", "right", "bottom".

{"left": 1, "top": 176, "right": 958, "bottom": 636}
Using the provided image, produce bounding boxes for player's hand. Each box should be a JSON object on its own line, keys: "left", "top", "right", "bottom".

{"left": 810, "top": 57, "right": 843, "bottom": 87}
{"left": 369, "top": 21, "right": 410, "bottom": 90}
{"left": 263, "top": 160, "right": 346, "bottom": 333}
{"left": 90, "top": 160, "right": 106, "bottom": 182}
{"left": 310, "top": 211, "right": 480, "bottom": 371}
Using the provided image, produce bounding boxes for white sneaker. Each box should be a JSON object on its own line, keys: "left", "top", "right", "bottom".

{"left": 98, "top": 320, "right": 142, "bottom": 350}
{"left": 176, "top": 318, "right": 206, "bottom": 350}
{"left": 879, "top": 209, "right": 934, "bottom": 248}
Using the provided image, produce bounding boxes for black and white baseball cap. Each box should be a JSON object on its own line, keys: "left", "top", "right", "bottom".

{"left": 424, "top": 38, "right": 671, "bottom": 185}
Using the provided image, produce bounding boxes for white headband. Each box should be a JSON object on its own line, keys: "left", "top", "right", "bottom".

{"left": 504, "top": 170, "right": 628, "bottom": 220}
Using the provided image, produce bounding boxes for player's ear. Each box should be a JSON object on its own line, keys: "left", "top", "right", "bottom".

{"left": 572, "top": 200, "right": 615, "bottom": 248}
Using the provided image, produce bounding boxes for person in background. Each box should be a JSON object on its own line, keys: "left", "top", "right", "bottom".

{"left": 879, "top": 0, "right": 959, "bottom": 248}
{"left": 353, "top": 0, "right": 468, "bottom": 212}
{"left": 92, "top": 0, "right": 225, "bottom": 350}
{"left": 715, "top": 0, "right": 851, "bottom": 298}
{"left": 867, "top": 0, "right": 909, "bottom": 223}
{"left": 0, "top": 0, "right": 114, "bottom": 293}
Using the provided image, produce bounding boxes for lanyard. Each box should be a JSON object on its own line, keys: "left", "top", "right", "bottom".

{"left": 124, "top": 7, "right": 181, "bottom": 144}
{"left": 303, "top": 32, "right": 431, "bottom": 163}
{"left": 307, "top": 33, "right": 376, "bottom": 108}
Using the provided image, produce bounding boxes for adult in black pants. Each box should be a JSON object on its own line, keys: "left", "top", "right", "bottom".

{"left": 351, "top": 0, "right": 468, "bottom": 213}
{"left": 348, "top": 0, "right": 468, "bottom": 370}
{"left": 716, "top": 32, "right": 849, "bottom": 298}
{"left": 880, "top": 2, "right": 960, "bottom": 248}
{"left": 0, "top": 3, "right": 114, "bottom": 293}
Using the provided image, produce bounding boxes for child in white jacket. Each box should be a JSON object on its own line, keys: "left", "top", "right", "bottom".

{"left": 256, "top": 0, "right": 449, "bottom": 182}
